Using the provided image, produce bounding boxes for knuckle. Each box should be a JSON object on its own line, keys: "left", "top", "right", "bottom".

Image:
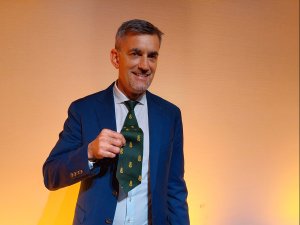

{"left": 97, "top": 135, "right": 103, "bottom": 141}
{"left": 101, "top": 129, "right": 108, "bottom": 135}
{"left": 114, "top": 139, "right": 121, "bottom": 146}
{"left": 113, "top": 146, "right": 120, "bottom": 153}
{"left": 99, "top": 136, "right": 106, "bottom": 143}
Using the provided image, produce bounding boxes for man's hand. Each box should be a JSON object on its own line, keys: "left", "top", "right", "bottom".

{"left": 88, "top": 129, "right": 126, "bottom": 160}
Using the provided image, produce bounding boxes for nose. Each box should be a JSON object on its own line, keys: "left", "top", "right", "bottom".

{"left": 138, "top": 56, "right": 150, "bottom": 72}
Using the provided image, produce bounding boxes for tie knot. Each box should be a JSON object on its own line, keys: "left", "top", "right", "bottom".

{"left": 124, "top": 100, "right": 138, "bottom": 111}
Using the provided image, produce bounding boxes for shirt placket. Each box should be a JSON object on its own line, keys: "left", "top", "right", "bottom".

{"left": 125, "top": 189, "right": 136, "bottom": 224}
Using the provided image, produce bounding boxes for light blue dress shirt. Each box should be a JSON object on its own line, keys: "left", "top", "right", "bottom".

{"left": 112, "top": 83, "right": 150, "bottom": 225}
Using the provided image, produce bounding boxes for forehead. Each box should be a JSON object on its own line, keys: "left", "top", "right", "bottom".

{"left": 118, "top": 34, "right": 160, "bottom": 51}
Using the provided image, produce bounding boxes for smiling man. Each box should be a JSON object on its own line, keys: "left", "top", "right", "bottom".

{"left": 43, "top": 19, "right": 189, "bottom": 225}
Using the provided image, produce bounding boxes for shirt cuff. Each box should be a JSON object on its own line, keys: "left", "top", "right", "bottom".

{"left": 88, "top": 160, "right": 95, "bottom": 169}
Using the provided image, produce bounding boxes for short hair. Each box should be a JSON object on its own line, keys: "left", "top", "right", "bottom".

{"left": 115, "top": 19, "right": 164, "bottom": 49}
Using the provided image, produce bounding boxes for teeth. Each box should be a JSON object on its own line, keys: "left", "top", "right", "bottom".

{"left": 135, "top": 73, "right": 149, "bottom": 77}
{"left": 132, "top": 72, "right": 151, "bottom": 77}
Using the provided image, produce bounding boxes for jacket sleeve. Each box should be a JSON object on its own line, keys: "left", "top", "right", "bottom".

{"left": 167, "top": 109, "right": 190, "bottom": 225}
{"left": 43, "top": 102, "right": 100, "bottom": 190}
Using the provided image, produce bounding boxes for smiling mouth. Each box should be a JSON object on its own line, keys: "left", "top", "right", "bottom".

{"left": 132, "top": 72, "right": 151, "bottom": 77}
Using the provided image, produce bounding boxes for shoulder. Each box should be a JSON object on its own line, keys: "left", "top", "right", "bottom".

{"left": 146, "top": 91, "right": 181, "bottom": 116}
{"left": 69, "top": 83, "right": 114, "bottom": 112}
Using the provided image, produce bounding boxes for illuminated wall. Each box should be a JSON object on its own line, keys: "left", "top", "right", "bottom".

{"left": 0, "top": 1, "right": 298, "bottom": 224}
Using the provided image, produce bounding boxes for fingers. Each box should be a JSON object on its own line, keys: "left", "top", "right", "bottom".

{"left": 88, "top": 129, "right": 126, "bottom": 160}
{"left": 91, "top": 143, "right": 119, "bottom": 158}
{"left": 102, "top": 129, "right": 126, "bottom": 146}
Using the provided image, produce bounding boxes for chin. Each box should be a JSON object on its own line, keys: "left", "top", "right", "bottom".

{"left": 130, "top": 82, "right": 151, "bottom": 94}
{"left": 132, "top": 87, "right": 147, "bottom": 95}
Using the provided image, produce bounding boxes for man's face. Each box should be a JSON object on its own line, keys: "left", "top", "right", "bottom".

{"left": 111, "top": 34, "right": 160, "bottom": 100}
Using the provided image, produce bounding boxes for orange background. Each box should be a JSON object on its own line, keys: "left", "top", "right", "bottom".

{"left": 0, "top": 1, "right": 298, "bottom": 225}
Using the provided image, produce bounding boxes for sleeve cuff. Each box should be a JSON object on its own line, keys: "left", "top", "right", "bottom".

{"left": 88, "top": 160, "right": 96, "bottom": 169}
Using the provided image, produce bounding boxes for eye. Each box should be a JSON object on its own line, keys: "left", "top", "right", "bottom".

{"left": 148, "top": 52, "right": 158, "bottom": 59}
{"left": 129, "top": 51, "right": 141, "bottom": 57}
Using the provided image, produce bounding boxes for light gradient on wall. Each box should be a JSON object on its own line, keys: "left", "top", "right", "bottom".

{"left": 0, "top": 1, "right": 298, "bottom": 225}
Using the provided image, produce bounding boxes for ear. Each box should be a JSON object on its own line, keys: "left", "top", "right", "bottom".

{"left": 110, "top": 49, "right": 119, "bottom": 69}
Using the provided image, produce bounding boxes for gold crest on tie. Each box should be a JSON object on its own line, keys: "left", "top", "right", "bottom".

{"left": 138, "top": 175, "right": 142, "bottom": 181}
{"left": 120, "top": 148, "right": 124, "bottom": 154}
{"left": 129, "top": 142, "right": 133, "bottom": 148}
{"left": 137, "top": 135, "right": 141, "bottom": 142}
{"left": 128, "top": 162, "right": 132, "bottom": 168}
{"left": 138, "top": 155, "right": 142, "bottom": 162}
{"left": 129, "top": 114, "right": 132, "bottom": 119}
{"left": 120, "top": 167, "right": 123, "bottom": 173}
{"left": 131, "top": 125, "right": 134, "bottom": 128}
{"left": 129, "top": 180, "right": 133, "bottom": 187}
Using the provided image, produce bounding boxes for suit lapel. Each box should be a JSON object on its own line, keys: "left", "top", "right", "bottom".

{"left": 95, "top": 83, "right": 117, "bottom": 132}
{"left": 147, "top": 92, "right": 164, "bottom": 192}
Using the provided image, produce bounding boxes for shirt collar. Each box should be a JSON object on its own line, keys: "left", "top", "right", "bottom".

{"left": 113, "top": 81, "right": 146, "bottom": 105}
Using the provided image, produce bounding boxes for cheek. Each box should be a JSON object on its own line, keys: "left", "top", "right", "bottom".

{"left": 149, "top": 61, "right": 157, "bottom": 70}
{"left": 125, "top": 57, "right": 138, "bottom": 67}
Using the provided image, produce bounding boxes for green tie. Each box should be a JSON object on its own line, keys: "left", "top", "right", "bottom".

{"left": 116, "top": 100, "right": 144, "bottom": 194}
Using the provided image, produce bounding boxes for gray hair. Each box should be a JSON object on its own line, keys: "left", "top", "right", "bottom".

{"left": 115, "top": 19, "right": 164, "bottom": 49}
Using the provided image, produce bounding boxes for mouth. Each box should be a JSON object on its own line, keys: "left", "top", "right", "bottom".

{"left": 132, "top": 72, "right": 151, "bottom": 77}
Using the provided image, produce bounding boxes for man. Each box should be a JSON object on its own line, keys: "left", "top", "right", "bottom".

{"left": 43, "top": 19, "right": 189, "bottom": 225}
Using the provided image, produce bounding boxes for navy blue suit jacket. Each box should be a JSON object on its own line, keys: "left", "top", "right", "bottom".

{"left": 43, "top": 83, "right": 189, "bottom": 225}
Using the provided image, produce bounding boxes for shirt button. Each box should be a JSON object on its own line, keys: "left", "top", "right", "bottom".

{"left": 105, "top": 218, "right": 112, "bottom": 224}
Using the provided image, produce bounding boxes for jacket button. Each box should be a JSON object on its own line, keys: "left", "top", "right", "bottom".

{"left": 112, "top": 190, "right": 118, "bottom": 196}
{"left": 105, "top": 218, "right": 112, "bottom": 224}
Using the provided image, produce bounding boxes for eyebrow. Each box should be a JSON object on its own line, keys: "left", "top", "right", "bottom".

{"left": 129, "top": 48, "right": 159, "bottom": 57}
{"left": 149, "top": 51, "right": 159, "bottom": 57}
{"left": 129, "top": 48, "right": 142, "bottom": 54}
